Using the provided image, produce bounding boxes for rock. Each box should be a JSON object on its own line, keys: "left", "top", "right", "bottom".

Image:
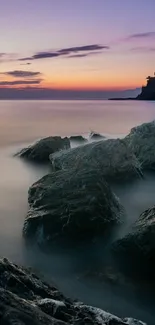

{"left": 23, "top": 166, "right": 124, "bottom": 244}
{"left": 37, "top": 298, "right": 69, "bottom": 321}
{"left": 50, "top": 138, "right": 142, "bottom": 182}
{"left": 125, "top": 121, "right": 155, "bottom": 170}
{"left": 0, "top": 258, "right": 68, "bottom": 325}
{"left": 74, "top": 304, "right": 146, "bottom": 325}
{"left": 112, "top": 205, "right": 155, "bottom": 281}
{"left": 89, "top": 132, "right": 106, "bottom": 141}
{"left": 0, "top": 258, "right": 146, "bottom": 325}
{"left": 69, "top": 135, "right": 87, "bottom": 143}
{"left": 16, "top": 136, "right": 70, "bottom": 163}
{"left": 137, "top": 74, "right": 155, "bottom": 100}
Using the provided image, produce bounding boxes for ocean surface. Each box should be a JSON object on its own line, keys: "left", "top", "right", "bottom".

{"left": 0, "top": 100, "right": 155, "bottom": 324}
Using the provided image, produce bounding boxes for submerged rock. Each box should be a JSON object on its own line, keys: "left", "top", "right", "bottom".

{"left": 0, "top": 258, "right": 147, "bottom": 325}
{"left": 89, "top": 131, "right": 106, "bottom": 141}
{"left": 69, "top": 135, "right": 87, "bottom": 143}
{"left": 24, "top": 167, "right": 123, "bottom": 244}
{"left": 16, "top": 136, "right": 70, "bottom": 163}
{"left": 50, "top": 138, "right": 142, "bottom": 182}
{"left": 125, "top": 121, "right": 155, "bottom": 170}
{"left": 113, "top": 205, "right": 155, "bottom": 280}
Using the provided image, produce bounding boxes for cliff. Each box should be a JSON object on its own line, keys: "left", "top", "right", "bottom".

{"left": 109, "top": 74, "right": 155, "bottom": 101}
{"left": 137, "top": 74, "right": 155, "bottom": 100}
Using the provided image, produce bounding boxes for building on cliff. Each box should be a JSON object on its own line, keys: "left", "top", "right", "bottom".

{"left": 137, "top": 73, "right": 155, "bottom": 100}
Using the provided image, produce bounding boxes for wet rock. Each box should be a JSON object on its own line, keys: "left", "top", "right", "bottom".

{"left": 23, "top": 166, "right": 124, "bottom": 244}
{"left": 50, "top": 138, "right": 142, "bottom": 182}
{"left": 69, "top": 135, "right": 87, "bottom": 144}
{"left": 0, "top": 258, "right": 147, "bottom": 325}
{"left": 16, "top": 136, "right": 70, "bottom": 163}
{"left": 125, "top": 121, "right": 155, "bottom": 170}
{"left": 113, "top": 205, "right": 155, "bottom": 281}
{"left": 37, "top": 298, "right": 71, "bottom": 322}
{"left": 73, "top": 304, "right": 146, "bottom": 325}
{"left": 0, "top": 258, "right": 68, "bottom": 325}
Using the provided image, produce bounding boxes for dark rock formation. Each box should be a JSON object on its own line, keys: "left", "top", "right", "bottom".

{"left": 50, "top": 138, "right": 142, "bottom": 182}
{"left": 69, "top": 135, "right": 87, "bottom": 143}
{"left": 89, "top": 132, "right": 106, "bottom": 141}
{"left": 113, "top": 205, "right": 155, "bottom": 281}
{"left": 23, "top": 167, "right": 123, "bottom": 244}
{"left": 125, "top": 121, "right": 155, "bottom": 170}
{"left": 109, "top": 98, "right": 135, "bottom": 101}
{"left": 109, "top": 73, "right": 155, "bottom": 100}
{"left": 0, "top": 258, "right": 146, "bottom": 325}
{"left": 137, "top": 74, "right": 155, "bottom": 100}
{"left": 16, "top": 136, "right": 70, "bottom": 163}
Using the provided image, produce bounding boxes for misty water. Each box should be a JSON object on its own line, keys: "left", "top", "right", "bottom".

{"left": 0, "top": 100, "right": 155, "bottom": 324}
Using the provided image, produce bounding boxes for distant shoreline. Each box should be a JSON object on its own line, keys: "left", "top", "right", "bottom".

{"left": 0, "top": 98, "right": 109, "bottom": 101}
{"left": 109, "top": 97, "right": 136, "bottom": 101}
{"left": 0, "top": 98, "right": 140, "bottom": 101}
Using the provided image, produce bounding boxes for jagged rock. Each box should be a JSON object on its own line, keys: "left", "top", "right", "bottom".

{"left": 112, "top": 205, "right": 155, "bottom": 280}
{"left": 69, "top": 135, "right": 87, "bottom": 143}
{"left": 16, "top": 136, "right": 70, "bottom": 163}
{"left": 125, "top": 121, "right": 155, "bottom": 170}
{"left": 23, "top": 167, "right": 124, "bottom": 244}
{"left": 50, "top": 138, "right": 142, "bottom": 182}
{"left": 89, "top": 132, "right": 106, "bottom": 141}
{"left": 0, "top": 258, "right": 146, "bottom": 325}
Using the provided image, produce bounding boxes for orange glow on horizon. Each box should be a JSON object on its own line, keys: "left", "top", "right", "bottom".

{"left": 42, "top": 79, "right": 141, "bottom": 91}
{"left": 0, "top": 74, "right": 143, "bottom": 91}
{"left": 0, "top": 83, "right": 141, "bottom": 91}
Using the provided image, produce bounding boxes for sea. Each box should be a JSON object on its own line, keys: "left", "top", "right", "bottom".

{"left": 0, "top": 99, "right": 155, "bottom": 324}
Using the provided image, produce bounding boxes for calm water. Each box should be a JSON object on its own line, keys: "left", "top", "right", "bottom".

{"left": 0, "top": 100, "right": 155, "bottom": 324}
{"left": 0, "top": 100, "right": 155, "bottom": 145}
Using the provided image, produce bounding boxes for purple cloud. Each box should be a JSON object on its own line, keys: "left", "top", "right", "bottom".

{"left": 58, "top": 44, "right": 107, "bottom": 53}
{"left": 0, "top": 79, "right": 42, "bottom": 86}
{"left": 68, "top": 51, "right": 104, "bottom": 58}
{"left": 20, "top": 44, "right": 109, "bottom": 61}
{"left": 31, "top": 52, "right": 60, "bottom": 60}
{"left": 68, "top": 54, "right": 89, "bottom": 58}
{"left": 2, "top": 70, "right": 41, "bottom": 78}
{"left": 125, "top": 31, "right": 155, "bottom": 41}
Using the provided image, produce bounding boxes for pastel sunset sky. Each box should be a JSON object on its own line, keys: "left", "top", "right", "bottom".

{"left": 1, "top": 0, "right": 155, "bottom": 92}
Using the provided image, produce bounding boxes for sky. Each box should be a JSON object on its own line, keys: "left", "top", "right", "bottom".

{"left": 0, "top": 0, "right": 155, "bottom": 97}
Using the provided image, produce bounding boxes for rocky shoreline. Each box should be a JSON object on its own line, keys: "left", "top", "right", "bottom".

{"left": 18, "top": 121, "right": 155, "bottom": 275}
{"left": 10, "top": 120, "right": 155, "bottom": 324}
{"left": 0, "top": 258, "right": 146, "bottom": 325}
